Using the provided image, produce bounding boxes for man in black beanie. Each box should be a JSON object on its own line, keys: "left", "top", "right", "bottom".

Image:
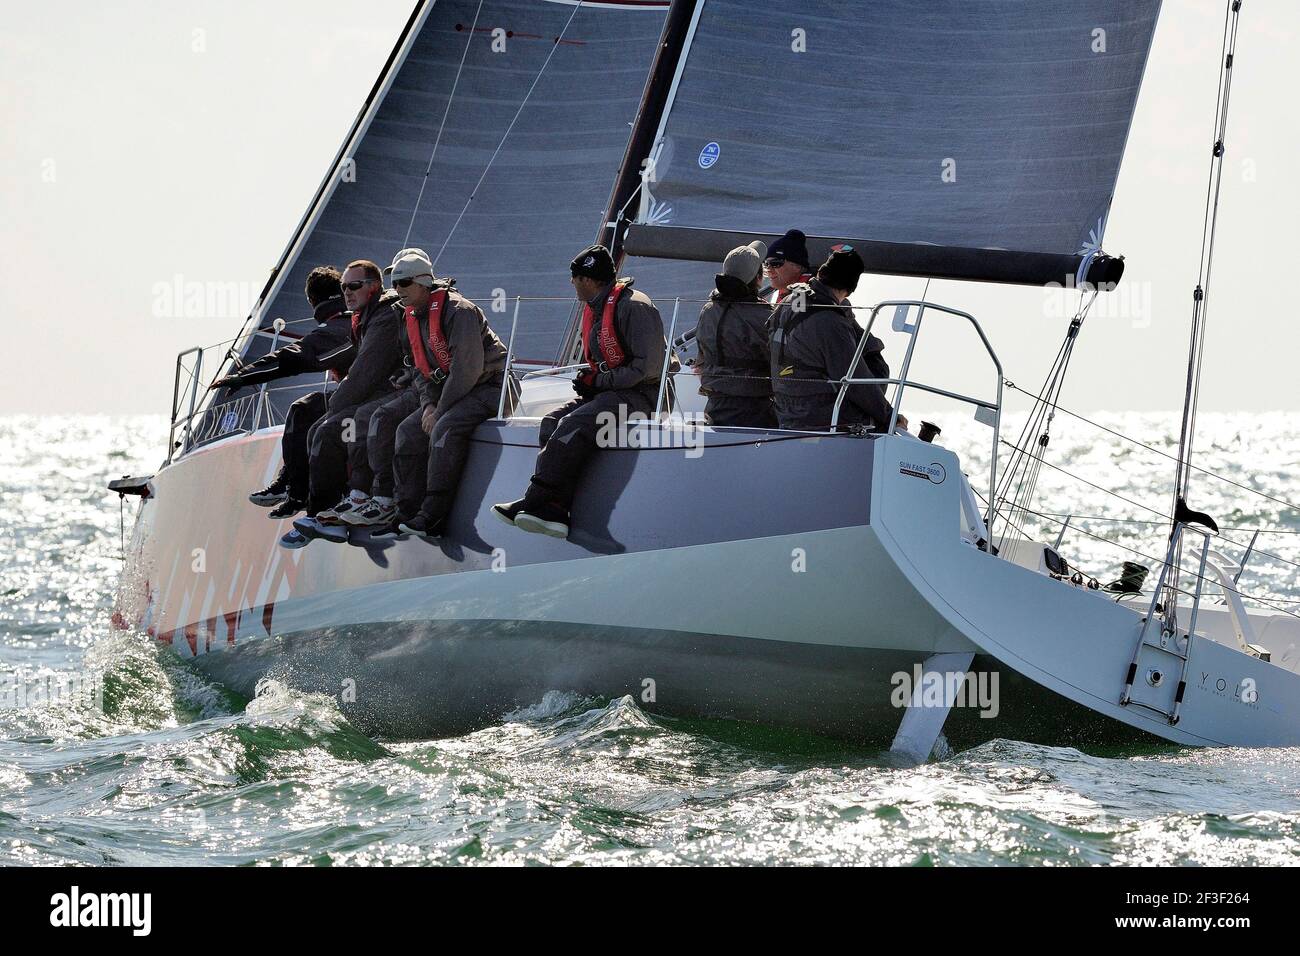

{"left": 768, "top": 246, "right": 896, "bottom": 432}
{"left": 492, "top": 244, "right": 672, "bottom": 539}
{"left": 763, "top": 228, "right": 814, "bottom": 304}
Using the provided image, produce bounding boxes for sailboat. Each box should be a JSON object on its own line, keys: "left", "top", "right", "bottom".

{"left": 111, "top": 0, "right": 1300, "bottom": 758}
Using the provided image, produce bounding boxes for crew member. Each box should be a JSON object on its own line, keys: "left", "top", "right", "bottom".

{"left": 694, "top": 240, "right": 777, "bottom": 428}
{"left": 332, "top": 249, "right": 432, "bottom": 530}
{"left": 281, "top": 259, "right": 402, "bottom": 548}
{"left": 763, "top": 229, "right": 814, "bottom": 304}
{"left": 493, "top": 244, "right": 671, "bottom": 539}
{"left": 368, "top": 251, "right": 517, "bottom": 540}
{"left": 769, "top": 246, "right": 896, "bottom": 432}
{"left": 219, "top": 266, "right": 350, "bottom": 519}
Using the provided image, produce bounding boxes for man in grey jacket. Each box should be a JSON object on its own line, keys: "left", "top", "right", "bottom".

{"left": 694, "top": 240, "right": 777, "bottom": 428}
{"left": 769, "top": 246, "right": 896, "bottom": 433}
{"left": 283, "top": 259, "right": 402, "bottom": 548}
{"left": 364, "top": 251, "right": 517, "bottom": 540}
{"left": 493, "top": 244, "right": 672, "bottom": 539}
{"left": 332, "top": 249, "right": 432, "bottom": 529}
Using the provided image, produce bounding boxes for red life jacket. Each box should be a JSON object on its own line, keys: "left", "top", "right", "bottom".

{"left": 403, "top": 289, "right": 452, "bottom": 379}
{"left": 581, "top": 281, "right": 630, "bottom": 373}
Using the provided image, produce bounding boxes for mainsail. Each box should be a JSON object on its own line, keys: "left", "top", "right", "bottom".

{"left": 618, "top": 0, "right": 1162, "bottom": 289}
{"left": 208, "top": 0, "right": 671, "bottom": 441}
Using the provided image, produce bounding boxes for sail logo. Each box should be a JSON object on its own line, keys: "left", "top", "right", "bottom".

{"left": 899, "top": 460, "right": 946, "bottom": 484}
{"left": 698, "top": 142, "right": 720, "bottom": 169}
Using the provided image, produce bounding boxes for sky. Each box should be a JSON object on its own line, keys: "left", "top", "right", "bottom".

{"left": 0, "top": 0, "right": 1296, "bottom": 417}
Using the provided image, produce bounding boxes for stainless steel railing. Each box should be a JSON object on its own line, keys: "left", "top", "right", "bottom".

{"left": 831, "top": 300, "right": 1004, "bottom": 537}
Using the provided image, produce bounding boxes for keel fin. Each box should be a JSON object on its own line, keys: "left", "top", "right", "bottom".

{"left": 889, "top": 652, "right": 975, "bottom": 764}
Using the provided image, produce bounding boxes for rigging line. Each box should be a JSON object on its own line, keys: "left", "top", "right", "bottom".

{"left": 431, "top": 0, "right": 585, "bottom": 270}
{"left": 1188, "top": 5, "right": 1240, "bottom": 483}
{"left": 403, "top": 0, "right": 485, "bottom": 248}
{"left": 995, "top": 436, "right": 1300, "bottom": 577}
{"left": 996, "top": 289, "right": 1098, "bottom": 548}
{"left": 1034, "top": 512, "right": 1300, "bottom": 534}
{"left": 973, "top": 489, "right": 1300, "bottom": 623}
{"left": 997, "top": 288, "right": 1094, "bottom": 509}
{"left": 996, "top": 438, "right": 1169, "bottom": 521}
{"left": 1175, "top": 0, "right": 1241, "bottom": 505}
{"left": 1001, "top": 380, "right": 1300, "bottom": 517}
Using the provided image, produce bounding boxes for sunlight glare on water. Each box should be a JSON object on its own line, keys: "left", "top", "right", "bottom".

{"left": 1, "top": 413, "right": 1298, "bottom": 865}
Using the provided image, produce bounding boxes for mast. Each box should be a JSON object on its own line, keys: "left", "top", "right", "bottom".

{"left": 560, "top": 0, "right": 698, "bottom": 360}
{"left": 599, "top": 0, "right": 698, "bottom": 263}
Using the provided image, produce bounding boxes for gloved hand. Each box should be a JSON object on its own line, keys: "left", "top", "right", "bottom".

{"left": 211, "top": 374, "right": 244, "bottom": 390}
{"left": 573, "top": 369, "right": 597, "bottom": 398}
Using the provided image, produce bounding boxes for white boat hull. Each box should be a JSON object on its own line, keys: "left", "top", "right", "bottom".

{"left": 113, "top": 422, "right": 1300, "bottom": 748}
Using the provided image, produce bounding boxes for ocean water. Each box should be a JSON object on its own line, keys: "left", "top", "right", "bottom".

{"left": 2, "top": 412, "right": 1299, "bottom": 866}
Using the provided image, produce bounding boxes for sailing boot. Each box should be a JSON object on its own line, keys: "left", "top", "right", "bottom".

{"left": 292, "top": 515, "right": 348, "bottom": 544}
{"left": 249, "top": 481, "right": 289, "bottom": 507}
{"left": 397, "top": 513, "right": 445, "bottom": 541}
{"left": 511, "top": 484, "right": 570, "bottom": 539}
{"left": 268, "top": 497, "right": 305, "bottom": 520}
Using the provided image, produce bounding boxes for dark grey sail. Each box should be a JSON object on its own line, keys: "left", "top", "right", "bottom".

{"left": 201, "top": 0, "right": 670, "bottom": 447}
{"left": 620, "top": 0, "right": 1162, "bottom": 289}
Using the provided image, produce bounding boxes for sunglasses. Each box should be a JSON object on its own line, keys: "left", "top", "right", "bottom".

{"left": 394, "top": 277, "right": 427, "bottom": 289}
{"left": 341, "top": 280, "right": 371, "bottom": 291}
{"left": 763, "top": 257, "right": 786, "bottom": 269}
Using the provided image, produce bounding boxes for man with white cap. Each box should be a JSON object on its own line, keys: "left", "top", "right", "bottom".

{"left": 281, "top": 258, "right": 402, "bottom": 548}
{"left": 693, "top": 239, "right": 777, "bottom": 428}
{"left": 327, "top": 249, "right": 437, "bottom": 531}
{"left": 364, "top": 249, "right": 516, "bottom": 540}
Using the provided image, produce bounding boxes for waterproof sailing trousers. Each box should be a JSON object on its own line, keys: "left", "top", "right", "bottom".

{"left": 392, "top": 376, "right": 515, "bottom": 520}
{"left": 527, "top": 388, "right": 656, "bottom": 511}
{"left": 347, "top": 387, "right": 420, "bottom": 498}
{"left": 304, "top": 402, "right": 362, "bottom": 515}
{"left": 276, "top": 391, "right": 329, "bottom": 502}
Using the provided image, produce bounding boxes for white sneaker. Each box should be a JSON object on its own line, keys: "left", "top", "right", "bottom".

{"left": 342, "top": 498, "right": 397, "bottom": 527}
{"left": 318, "top": 495, "right": 368, "bottom": 525}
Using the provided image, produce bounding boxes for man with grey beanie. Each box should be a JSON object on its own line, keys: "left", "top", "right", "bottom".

{"left": 693, "top": 239, "right": 777, "bottom": 428}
